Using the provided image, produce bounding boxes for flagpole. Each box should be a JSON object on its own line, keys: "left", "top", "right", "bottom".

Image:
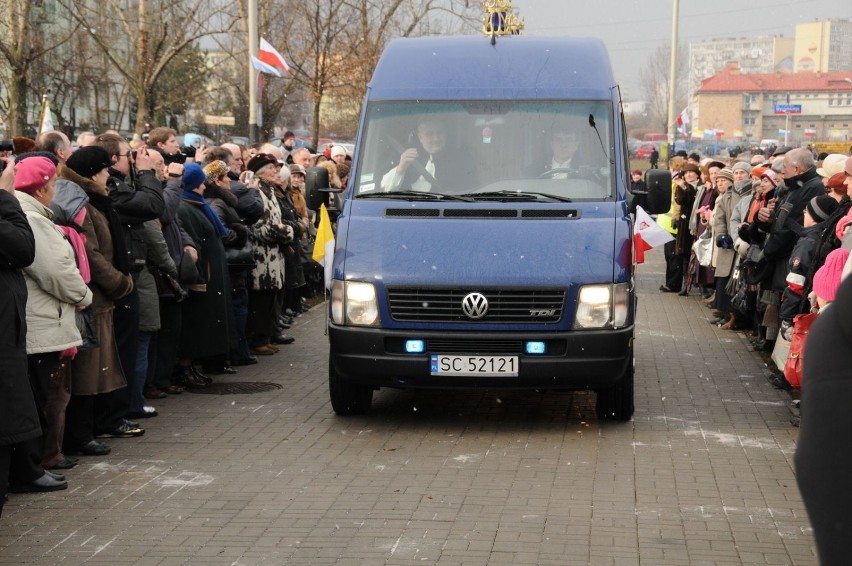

{"left": 666, "top": 0, "right": 680, "bottom": 156}
{"left": 248, "top": 0, "right": 259, "bottom": 144}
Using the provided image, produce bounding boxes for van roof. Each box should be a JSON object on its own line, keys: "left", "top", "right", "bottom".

{"left": 368, "top": 36, "right": 616, "bottom": 101}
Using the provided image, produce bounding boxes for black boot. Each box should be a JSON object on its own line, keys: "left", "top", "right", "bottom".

{"left": 175, "top": 366, "right": 208, "bottom": 389}
{"left": 190, "top": 365, "right": 213, "bottom": 385}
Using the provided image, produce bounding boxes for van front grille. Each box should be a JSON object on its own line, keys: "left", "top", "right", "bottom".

{"left": 386, "top": 288, "right": 565, "bottom": 324}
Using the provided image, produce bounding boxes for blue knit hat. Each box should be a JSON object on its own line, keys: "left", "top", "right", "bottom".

{"left": 182, "top": 162, "right": 206, "bottom": 191}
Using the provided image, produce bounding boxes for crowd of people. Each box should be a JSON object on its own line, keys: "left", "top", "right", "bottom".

{"left": 641, "top": 145, "right": 852, "bottom": 404}
{"left": 0, "top": 128, "right": 351, "bottom": 512}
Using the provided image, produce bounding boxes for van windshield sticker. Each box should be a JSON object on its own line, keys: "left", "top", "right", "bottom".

{"left": 360, "top": 173, "right": 374, "bottom": 182}
{"left": 360, "top": 182, "right": 376, "bottom": 193}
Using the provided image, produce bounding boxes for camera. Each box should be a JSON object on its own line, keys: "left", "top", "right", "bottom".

{"left": 0, "top": 139, "right": 13, "bottom": 152}
{"left": 166, "top": 151, "right": 187, "bottom": 165}
{"left": 149, "top": 146, "right": 186, "bottom": 165}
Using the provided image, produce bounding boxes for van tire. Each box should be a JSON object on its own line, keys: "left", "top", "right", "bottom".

{"left": 595, "top": 361, "right": 634, "bottom": 421}
{"left": 329, "top": 354, "right": 373, "bottom": 415}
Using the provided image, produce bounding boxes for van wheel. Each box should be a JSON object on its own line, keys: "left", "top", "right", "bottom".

{"left": 595, "top": 361, "right": 634, "bottom": 421}
{"left": 328, "top": 354, "right": 372, "bottom": 415}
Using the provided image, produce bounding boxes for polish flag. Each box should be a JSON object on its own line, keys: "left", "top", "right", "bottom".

{"left": 251, "top": 38, "right": 290, "bottom": 77}
{"left": 633, "top": 205, "right": 673, "bottom": 264}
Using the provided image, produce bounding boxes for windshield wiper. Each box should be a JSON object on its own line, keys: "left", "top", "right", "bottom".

{"left": 357, "top": 191, "right": 473, "bottom": 202}
{"left": 459, "top": 190, "right": 572, "bottom": 203}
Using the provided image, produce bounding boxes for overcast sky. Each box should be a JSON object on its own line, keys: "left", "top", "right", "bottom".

{"left": 518, "top": 0, "right": 851, "bottom": 98}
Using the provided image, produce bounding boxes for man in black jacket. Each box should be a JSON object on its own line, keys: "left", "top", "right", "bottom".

{"left": 756, "top": 148, "right": 826, "bottom": 294}
{"left": 94, "top": 134, "right": 165, "bottom": 438}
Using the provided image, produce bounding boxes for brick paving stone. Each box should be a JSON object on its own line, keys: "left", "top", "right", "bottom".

{"left": 0, "top": 250, "right": 818, "bottom": 565}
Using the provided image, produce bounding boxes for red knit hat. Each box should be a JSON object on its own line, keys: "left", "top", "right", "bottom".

{"left": 14, "top": 156, "right": 56, "bottom": 194}
{"left": 813, "top": 248, "right": 850, "bottom": 303}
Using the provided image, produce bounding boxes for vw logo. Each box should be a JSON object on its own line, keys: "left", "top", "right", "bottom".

{"left": 461, "top": 292, "right": 489, "bottom": 319}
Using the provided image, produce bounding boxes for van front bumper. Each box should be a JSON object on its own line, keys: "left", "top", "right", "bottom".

{"left": 328, "top": 325, "right": 633, "bottom": 390}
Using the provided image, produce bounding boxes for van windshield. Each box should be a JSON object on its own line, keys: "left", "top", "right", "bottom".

{"left": 354, "top": 101, "right": 615, "bottom": 201}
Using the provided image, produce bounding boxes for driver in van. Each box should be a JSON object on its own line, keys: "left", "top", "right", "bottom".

{"left": 527, "top": 119, "right": 591, "bottom": 179}
{"left": 381, "top": 118, "right": 458, "bottom": 192}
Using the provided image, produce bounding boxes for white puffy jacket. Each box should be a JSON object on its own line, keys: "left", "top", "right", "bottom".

{"left": 16, "top": 191, "right": 93, "bottom": 354}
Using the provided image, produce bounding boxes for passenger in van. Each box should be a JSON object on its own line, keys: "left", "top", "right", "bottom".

{"left": 380, "top": 118, "right": 462, "bottom": 192}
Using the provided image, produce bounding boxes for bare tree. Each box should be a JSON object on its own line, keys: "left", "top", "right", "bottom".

{"left": 276, "top": 0, "right": 478, "bottom": 146}
{"left": 0, "top": 0, "right": 80, "bottom": 135}
{"left": 638, "top": 42, "right": 688, "bottom": 133}
{"left": 59, "top": 0, "right": 240, "bottom": 134}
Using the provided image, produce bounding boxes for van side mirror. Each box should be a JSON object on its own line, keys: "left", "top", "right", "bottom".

{"left": 305, "top": 167, "right": 329, "bottom": 210}
{"left": 643, "top": 169, "right": 672, "bottom": 215}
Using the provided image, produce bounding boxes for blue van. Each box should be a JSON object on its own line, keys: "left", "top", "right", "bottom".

{"left": 319, "top": 35, "right": 669, "bottom": 420}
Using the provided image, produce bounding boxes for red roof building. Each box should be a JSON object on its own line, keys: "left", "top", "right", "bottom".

{"left": 694, "top": 62, "right": 852, "bottom": 144}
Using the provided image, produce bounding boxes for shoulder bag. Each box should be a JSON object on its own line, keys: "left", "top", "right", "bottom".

{"left": 783, "top": 312, "right": 818, "bottom": 389}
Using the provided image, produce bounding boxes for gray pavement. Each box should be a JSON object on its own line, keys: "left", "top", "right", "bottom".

{"left": 0, "top": 250, "right": 814, "bottom": 565}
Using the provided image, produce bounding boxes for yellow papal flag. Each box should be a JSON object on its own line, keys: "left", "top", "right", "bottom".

{"left": 311, "top": 204, "right": 335, "bottom": 289}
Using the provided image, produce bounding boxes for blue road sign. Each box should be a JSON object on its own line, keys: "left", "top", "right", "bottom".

{"left": 774, "top": 104, "right": 802, "bottom": 114}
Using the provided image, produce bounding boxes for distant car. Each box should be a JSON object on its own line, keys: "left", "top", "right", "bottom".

{"left": 229, "top": 136, "right": 250, "bottom": 147}
{"left": 635, "top": 144, "right": 656, "bottom": 159}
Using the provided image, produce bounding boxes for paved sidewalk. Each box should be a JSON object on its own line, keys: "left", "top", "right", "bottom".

{"left": 0, "top": 250, "right": 814, "bottom": 565}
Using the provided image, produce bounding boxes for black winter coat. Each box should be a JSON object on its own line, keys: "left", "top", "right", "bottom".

{"left": 176, "top": 200, "right": 233, "bottom": 360}
{"left": 0, "top": 190, "right": 40, "bottom": 446}
{"left": 795, "top": 274, "right": 852, "bottom": 565}
{"left": 758, "top": 167, "right": 826, "bottom": 291}
{"left": 108, "top": 168, "right": 165, "bottom": 275}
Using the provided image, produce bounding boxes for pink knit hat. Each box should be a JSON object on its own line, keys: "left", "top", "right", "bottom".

{"left": 835, "top": 209, "right": 852, "bottom": 242}
{"left": 14, "top": 156, "right": 56, "bottom": 194}
{"left": 813, "top": 248, "right": 850, "bottom": 303}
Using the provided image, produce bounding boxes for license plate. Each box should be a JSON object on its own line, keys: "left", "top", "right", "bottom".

{"left": 430, "top": 355, "right": 518, "bottom": 377}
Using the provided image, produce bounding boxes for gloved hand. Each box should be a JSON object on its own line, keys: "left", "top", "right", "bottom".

{"left": 716, "top": 234, "right": 733, "bottom": 249}
{"left": 737, "top": 223, "right": 752, "bottom": 243}
{"left": 780, "top": 320, "right": 793, "bottom": 342}
{"left": 180, "top": 145, "right": 197, "bottom": 160}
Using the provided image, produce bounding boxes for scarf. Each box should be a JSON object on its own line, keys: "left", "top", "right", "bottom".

{"left": 58, "top": 207, "right": 91, "bottom": 284}
{"left": 181, "top": 188, "right": 229, "bottom": 238}
{"left": 87, "top": 191, "right": 131, "bottom": 275}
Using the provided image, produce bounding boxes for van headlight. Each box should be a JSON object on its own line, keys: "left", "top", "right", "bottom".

{"left": 330, "top": 280, "right": 379, "bottom": 327}
{"left": 574, "top": 283, "right": 631, "bottom": 329}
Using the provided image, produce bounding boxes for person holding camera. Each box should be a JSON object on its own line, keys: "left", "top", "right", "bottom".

{"left": 146, "top": 159, "right": 199, "bottom": 398}
{"left": 147, "top": 127, "right": 184, "bottom": 165}
{"left": 89, "top": 134, "right": 165, "bottom": 437}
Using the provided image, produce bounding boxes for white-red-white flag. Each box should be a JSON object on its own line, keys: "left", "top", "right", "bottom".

{"left": 254, "top": 38, "right": 290, "bottom": 77}
{"left": 633, "top": 205, "right": 673, "bottom": 264}
{"left": 676, "top": 107, "right": 689, "bottom": 127}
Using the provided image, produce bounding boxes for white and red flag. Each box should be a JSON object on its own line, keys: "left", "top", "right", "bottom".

{"left": 251, "top": 38, "right": 290, "bottom": 77}
{"left": 633, "top": 205, "right": 673, "bottom": 264}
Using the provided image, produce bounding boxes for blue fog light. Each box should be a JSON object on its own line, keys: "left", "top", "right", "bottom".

{"left": 525, "top": 341, "right": 546, "bottom": 355}
{"left": 405, "top": 340, "right": 425, "bottom": 353}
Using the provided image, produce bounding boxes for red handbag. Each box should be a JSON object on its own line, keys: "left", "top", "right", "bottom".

{"left": 783, "top": 312, "right": 818, "bottom": 388}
